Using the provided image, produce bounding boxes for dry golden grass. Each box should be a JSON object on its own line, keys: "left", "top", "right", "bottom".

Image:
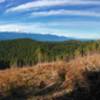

{"left": 0, "top": 53, "right": 100, "bottom": 99}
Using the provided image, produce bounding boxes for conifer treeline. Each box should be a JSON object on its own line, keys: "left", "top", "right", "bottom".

{"left": 0, "top": 39, "right": 100, "bottom": 69}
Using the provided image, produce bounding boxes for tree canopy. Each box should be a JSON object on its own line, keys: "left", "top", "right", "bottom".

{"left": 0, "top": 39, "right": 100, "bottom": 69}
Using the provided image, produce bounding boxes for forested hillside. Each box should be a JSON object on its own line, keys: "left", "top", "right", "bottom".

{"left": 1, "top": 39, "right": 100, "bottom": 99}
{"left": 0, "top": 39, "right": 100, "bottom": 69}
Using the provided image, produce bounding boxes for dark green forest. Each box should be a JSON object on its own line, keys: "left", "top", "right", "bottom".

{"left": 0, "top": 38, "right": 100, "bottom": 69}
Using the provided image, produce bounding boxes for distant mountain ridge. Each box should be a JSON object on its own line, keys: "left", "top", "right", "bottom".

{"left": 0, "top": 32, "right": 72, "bottom": 42}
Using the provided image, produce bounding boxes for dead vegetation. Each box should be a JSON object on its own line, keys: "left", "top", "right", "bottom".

{"left": 0, "top": 53, "right": 100, "bottom": 100}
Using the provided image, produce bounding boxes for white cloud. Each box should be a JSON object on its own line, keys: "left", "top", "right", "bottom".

{"left": 0, "top": 24, "right": 38, "bottom": 33}
{"left": 0, "top": 0, "right": 5, "bottom": 3}
{"left": 0, "top": 23, "right": 100, "bottom": 39}
{"left": 44, "top": 21, "right": 100, "bottom": 29}
{"left": 6, "top": 0, "right": 100, "bottom": 13}
{"left": 63, "top": 32, "right": 100, "bottom": 39}
{"left": 31, "top": 9, "right": 100, "bottom": 17}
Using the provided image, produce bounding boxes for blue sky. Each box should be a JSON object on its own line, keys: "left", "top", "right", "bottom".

{"left": 0, "top": 0, "right": 100, "bottom": 39}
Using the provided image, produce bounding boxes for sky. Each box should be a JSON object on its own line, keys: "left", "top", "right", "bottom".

{"left": 0, "top": 0, "right": 100, "bottom": 39}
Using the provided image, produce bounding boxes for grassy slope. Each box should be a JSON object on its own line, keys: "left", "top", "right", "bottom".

{"left": 0, "top": 54, "right": 100, "bottom": 100}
